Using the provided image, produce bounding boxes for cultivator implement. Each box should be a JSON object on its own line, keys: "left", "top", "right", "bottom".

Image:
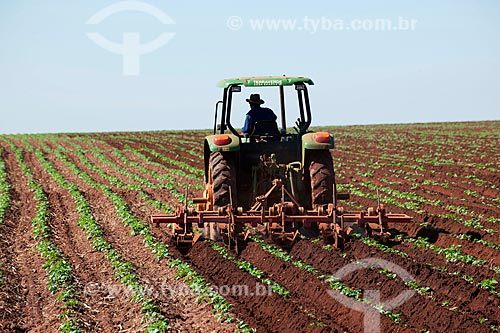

{"left": 151, "top": 180, "right": 411, "bottom": 253}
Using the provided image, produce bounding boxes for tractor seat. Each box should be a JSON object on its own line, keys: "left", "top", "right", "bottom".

{"left": 250, "top": 120, "right": 281, "bottom": 140}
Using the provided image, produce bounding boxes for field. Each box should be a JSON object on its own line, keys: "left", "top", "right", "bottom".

{"left": 0, "top": 121, "right": 499, "bottom": 333}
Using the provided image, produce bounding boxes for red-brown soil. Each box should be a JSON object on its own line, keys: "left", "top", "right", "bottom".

{"left": 1, "top": 121, "right": 499, "bottom": 332}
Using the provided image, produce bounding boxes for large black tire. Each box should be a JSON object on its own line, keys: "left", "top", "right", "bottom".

{"left": 207, "top": 152, "right": 238, "bottom": 244}
{"left": 210, "top": 152, "right": 237, "bottom": 209}
{"left": 308, "top": 150, "right": 334, "bottom": 208}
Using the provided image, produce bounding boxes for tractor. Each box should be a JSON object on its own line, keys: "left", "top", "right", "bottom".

{"left": 152, "top": 76, "right": 411, "bottom": 253}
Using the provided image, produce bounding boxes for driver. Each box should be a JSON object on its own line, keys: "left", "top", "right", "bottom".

{"left": 241, "top": 94, "right": 277, "bottom": 135}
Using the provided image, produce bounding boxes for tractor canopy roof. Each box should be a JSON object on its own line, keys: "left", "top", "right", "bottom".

{"left": 217, "top": 76, "right": 314, "bottom": 88}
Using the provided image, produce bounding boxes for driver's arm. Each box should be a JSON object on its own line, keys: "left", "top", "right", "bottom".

{"left": 242, "top": 114, "right": 253, "bottom": 134}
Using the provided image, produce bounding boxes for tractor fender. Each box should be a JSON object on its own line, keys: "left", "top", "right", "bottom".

{"left": 302, "top": 132, "right": 334, "bottom": 150}
{"left": 203, "top": 134, "right": 240, "bottom": 183}
{"left": 205, "top": 134, "right": 241, "bottom": 153}
{"left": 301, "top": 132, "right": 334, "bottom": 168}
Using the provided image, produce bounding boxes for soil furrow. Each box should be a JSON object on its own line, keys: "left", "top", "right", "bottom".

{"left": 347, "top": 238, "right": 500, "bottom": 323}
{"left": 182, "top": 241, "right": 343, "bottom": 333}
{"left": 24, "top": 147, "right": 146, "bottom": 332}
{"left": 240, "top": 242, "right": 412, "bottom": 332}
{"left": 38, "top": 143, "right": 240, "bottom": 332}
{"left": 347, "top": 195, "right": 500, "bottom": 285}
{"left": 0, "top": 142, "right": 60, "bottom": 332}
{"left": 290, "top": 241, "right": 489, "bottom": 332}
{"left": 56, "top": 139, "right": 191, "bottom": 208}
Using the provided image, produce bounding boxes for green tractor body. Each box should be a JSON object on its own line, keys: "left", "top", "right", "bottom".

{"left": 204, "top": 76, "right": 333, "bottom": 209}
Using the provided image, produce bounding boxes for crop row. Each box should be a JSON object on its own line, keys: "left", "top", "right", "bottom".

{"left": 33, "top": 139, "right": 253, "bottom": 331}
{"left": 97, "top": 136, "right": 202, "bottom": 177}
{"left": 54, "top": 139, "right": 198, "bottom": 210}
{"left": 340, "top": 180, "right": 499, "bottom": 241}
{"left": 32, "top": 144, "right": 173, "bottom": 332}
{"left": 56, "top": 144, "right": 176, "bottom": 213}
{"left": 248, "top": 236, "right": 410, "bottom": 329}
{"left": 118, "top": 147, "right": 200, "bottom": 183}
{"left": 340, "top": 152, "right": 500, "bottom": 210}
{"left": 70, "top": 141, "right": 192, "bottom": 203}
{"left": 346, "top": 184, "right": 500, "bottom": 273}
{"left": 0, "top": 146, "right": 10, "bottom": 291}
{"left": 336, "top": 188, "right": 500, "bottom": 297}
{"left": 337, "top": 142, "right": 498, "bottom": 173}
{"left": 335, "top": 140, "right": 499, "bottom": 195}
{"left": 343, "top": 182, "right": 500, "bottom": 265}
{"left": 83, "top": 133, "right": 202, "bottom": 173}
{"left": 352, "top": 233, "right": 500, "bottom": 327}
{"left": 0, "top": 147, "right": 10, "bottom": 224}
{"left": 404, "top": 236, "right": 500, "bottom": 285}
{"left": 137, "top": 145, "right": 203, "bottom": 177}
{"left": 336, "top": 150, "right": 499, "bottom": 211}
{"left": 209, "top": 242, "right": 291, "bottom": 299}
{"left": 58, "top": 134, "right": 201, "bottom": 182}
{"left": 4, "top": 140, "right": 83, "bottom": 332}
{"left": 330, "top": 123, "right": 500, "bottom": 171}
{"left": 320, "top": 236, "right": 499, "bottom": 329}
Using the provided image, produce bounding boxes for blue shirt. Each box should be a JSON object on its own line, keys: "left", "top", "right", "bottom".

{"left": 242, "top": 106, "right": 277, "bottom": 134}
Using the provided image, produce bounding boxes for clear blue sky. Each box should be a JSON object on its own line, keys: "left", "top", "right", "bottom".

{"left": 0, "top": 1, "right": 499, "bottom": 134}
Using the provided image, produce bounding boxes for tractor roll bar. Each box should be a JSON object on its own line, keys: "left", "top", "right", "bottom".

{"left": 220, "top": 88, "right": 228, "bottom": 135}
{"left": 297, "top": 88, "right": 305, "bottom": 130}
{"left": 213, "top": 101, "right": 223, "bottom": 135}
{"left": 303, "top": 86, "right": 312, "bottom": 130}
{"left": 279, "top": 85, "right": 286, "bottom": 133}
{"left": 295, "top": 84, "right": 312, "bottom": 134}
{"left": 225, "top": 86, "right": 240, "bottom": 137}
{"left": 221, "top": 84, "right": 312, "bottom": 137}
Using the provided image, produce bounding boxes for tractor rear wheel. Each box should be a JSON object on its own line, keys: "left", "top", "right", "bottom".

{"left": 205, "top": 152, "right": 237, "bottom": 242}
{"left": 305, "top": 150, "right": 334, "bottom": 240}
{"left": 210, "top": 152, "right": 237, "bottom": 209}
{"left": 308, "top": 150, "right": 334, "bottom": 208}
